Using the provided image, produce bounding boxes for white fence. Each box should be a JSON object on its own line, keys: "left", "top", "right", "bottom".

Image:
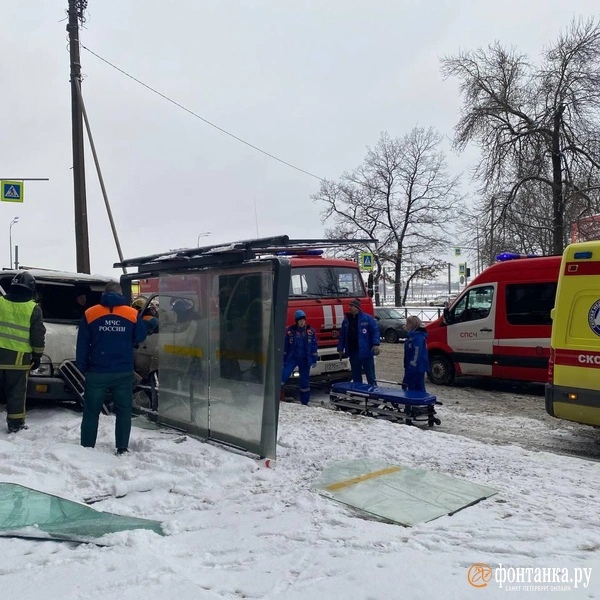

{"left": 380, "top": 305, "right": 444, "bottom": 324}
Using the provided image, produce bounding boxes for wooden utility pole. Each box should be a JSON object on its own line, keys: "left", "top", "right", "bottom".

{"left": 67, "top": 0, "right": 90, "bottom": 273}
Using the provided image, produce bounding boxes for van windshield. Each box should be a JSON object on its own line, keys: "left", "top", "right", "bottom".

{"left": 0, "top": 277, "right": 106, "bottom": 322}
{"left": 290, "top": 266, "right": 366, "bottom": 298}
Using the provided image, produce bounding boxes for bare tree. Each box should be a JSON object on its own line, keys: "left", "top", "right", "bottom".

{"left": 442, "top": 18, "right": 600, "bottom": 255}
{"left": 313, "top": 128, "right": 462, "bottom": 306}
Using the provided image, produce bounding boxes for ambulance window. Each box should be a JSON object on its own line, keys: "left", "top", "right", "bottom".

{"left": 451, "top": 286, "right": 494, "bottom": 323}
{"left": 505, "top": 282, "right": 556, "bottom": 325}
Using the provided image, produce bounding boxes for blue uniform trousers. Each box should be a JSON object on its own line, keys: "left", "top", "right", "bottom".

{"left": 349, "top": 352, "right": 376, "bottom": 385}
{"left": 402, "top": 371, "right": 426, "bottom": 392}
{"left": 282, "top": 358, "right": 311, "bottom": 404}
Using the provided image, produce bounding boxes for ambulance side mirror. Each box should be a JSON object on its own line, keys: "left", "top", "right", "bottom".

{"left": 442, "top": 307, "right": 452, "bottom": 325}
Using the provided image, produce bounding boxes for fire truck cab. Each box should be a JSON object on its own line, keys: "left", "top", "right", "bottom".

{"left": 426, "top": 253, "right": 561, "bottom": 386}
{"left": 287, "top": 253, "right": 374, "bottom": 382}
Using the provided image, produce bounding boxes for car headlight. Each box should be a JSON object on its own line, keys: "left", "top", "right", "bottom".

{"left": 31, "top": 355, "right": 53, "bottom": 377}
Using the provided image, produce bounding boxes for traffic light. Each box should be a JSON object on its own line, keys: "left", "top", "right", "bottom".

{"left": 367, "top": 272, "right": 374, "bottom": 297}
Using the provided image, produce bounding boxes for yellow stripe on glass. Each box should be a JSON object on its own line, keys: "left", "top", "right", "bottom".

{"left": 326, "top": 466, "right": 401, "bottom": 492}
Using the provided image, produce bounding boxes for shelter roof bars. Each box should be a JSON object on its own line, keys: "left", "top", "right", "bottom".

{"left": 115, "top": 235, "right": 377, "bottom": 271}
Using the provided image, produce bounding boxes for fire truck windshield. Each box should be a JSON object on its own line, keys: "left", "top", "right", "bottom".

{"left": 289, "top": 266, "right": 366, "bottom": 298}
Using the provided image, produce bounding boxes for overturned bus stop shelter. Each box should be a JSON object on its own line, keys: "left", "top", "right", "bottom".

{"left": 117, "top": 235, "right": 366, "bottom": 460}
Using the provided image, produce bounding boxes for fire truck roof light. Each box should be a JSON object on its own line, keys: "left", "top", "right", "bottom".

{"left": 495, "top": 252, "right": 541, "bottom": 261}
{"left": 574, "top": 251, "right": 593, "bottom": 259}
{"left": 276, "top": 249, "right": 324, "bottom": 256}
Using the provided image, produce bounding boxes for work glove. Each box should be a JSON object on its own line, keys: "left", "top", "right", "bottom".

{"left": 338, "top": 350, "right": 344, "bottom": 360}
{"left": 30, "top": 357, "right": 41, "bottom": 371}
{"left": 372, "top": 346, "right": 381, "bottom": 356}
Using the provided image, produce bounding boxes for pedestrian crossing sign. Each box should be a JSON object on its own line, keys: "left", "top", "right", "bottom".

{"left": 1, "top": 181, "right": 23, "bottom": 203}
{"left": 360, "top": 252, "right": 374, "bottom": 271}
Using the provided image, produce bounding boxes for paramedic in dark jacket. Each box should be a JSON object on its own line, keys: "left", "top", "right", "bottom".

{"left": 281, "top": 310, "right": 318, "bottom": 405}
{"left": 0, "top": 272, "right": 46, "bottom": 433}
{"left": 76, "top": 282, "right": 147, "bottom": 454}
{"left": 337, "top": 298, "right": 380, "bottom": 385}
{"left": 402, "top": 315, "right": 430, "bottom": 392}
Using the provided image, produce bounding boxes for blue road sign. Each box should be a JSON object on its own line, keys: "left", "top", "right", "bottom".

{"left": 1, "top": 181, "right": 23, "bottom": 203}
{"left": 360, "top": 252, "right": 374, "bottom": 271}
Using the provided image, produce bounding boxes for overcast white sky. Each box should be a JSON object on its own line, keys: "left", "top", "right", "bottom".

{"left": 2, "top": 1, "right": 599, "bottom": 277}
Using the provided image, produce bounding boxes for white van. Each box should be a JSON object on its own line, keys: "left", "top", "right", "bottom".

{"left": 0, "top": 269, "right": 115, "bottom": 403}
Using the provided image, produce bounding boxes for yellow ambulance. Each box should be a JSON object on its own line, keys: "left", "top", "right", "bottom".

{"left": 546, "top": 240, "right": 600, "bottom": 426}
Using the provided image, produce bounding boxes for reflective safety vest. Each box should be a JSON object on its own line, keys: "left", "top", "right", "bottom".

{"left": 0, "top": 297, "right": 35, "bottom": 353}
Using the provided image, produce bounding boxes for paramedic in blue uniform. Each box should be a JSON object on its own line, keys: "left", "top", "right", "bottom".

{"left": 76, "top": 282, "right": 147, "bottom": 455}
{"left": 337, "top": 298, "right": 380, "bottom": 385}
{"left": 402, "top": 315, "right": 430, "bottom": 392}
{"left": 281, "top": 310, "right": 318, "bottom": 405}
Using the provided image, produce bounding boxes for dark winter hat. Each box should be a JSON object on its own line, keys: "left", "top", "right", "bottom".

{"left": 350, "top": 298, "right": 361, "bottom": 309}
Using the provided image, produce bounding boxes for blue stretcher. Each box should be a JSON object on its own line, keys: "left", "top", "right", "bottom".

{"left": 329, "top": 381, "right": 441, "bottom": 426}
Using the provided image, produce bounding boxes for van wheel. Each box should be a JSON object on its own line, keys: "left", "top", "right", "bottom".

{"left": 427, "top": 354, "right": 455, "bottom": 385}
{"left": 384, "top": 329, "right": 398, "bottom": 344}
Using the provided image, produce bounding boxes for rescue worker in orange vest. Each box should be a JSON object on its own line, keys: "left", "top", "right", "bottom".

{"left": 281, "top": 310, "right": 318, "bottom": 405}
{"left": 77, "top": 282, "right": 147, "bottom": 454}
{"left": 0, "top": 272, "right": 46, "bottom": 433}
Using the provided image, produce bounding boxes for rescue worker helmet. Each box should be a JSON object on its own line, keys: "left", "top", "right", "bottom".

{"left": 132, "top": 297, "right": 147, "bottom": 311}
{"left": 294, "top": 309, "right": 306, "bottom": 321}
{"left": 11, "top": 271, "right": 36, "bottom": 292}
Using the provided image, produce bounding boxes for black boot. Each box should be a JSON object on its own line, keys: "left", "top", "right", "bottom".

{"left": 7, "top": 421, "right": 28, "bottom": 434}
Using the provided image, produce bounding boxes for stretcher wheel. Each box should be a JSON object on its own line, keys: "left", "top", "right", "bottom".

{"left": 428, "top": 418, "right": 441, "bottom": 426}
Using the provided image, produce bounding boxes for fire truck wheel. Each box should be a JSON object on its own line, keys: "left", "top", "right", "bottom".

{"left": 427, "top": 354, "right": 455, "bottom": 385}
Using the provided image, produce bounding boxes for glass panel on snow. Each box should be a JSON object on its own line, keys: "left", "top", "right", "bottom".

{"left": 0, "top": 483, "right": 164, "bottom": 544}
{"left": 314, "top": 459, "right": 498, "bottom": 527}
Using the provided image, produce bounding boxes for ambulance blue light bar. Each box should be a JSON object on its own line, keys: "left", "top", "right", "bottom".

{"left": 495, "top": 252, "right": 541, "bottom": 261}
{"left": 574, "top": 251, "right": 593, "bottom": 259}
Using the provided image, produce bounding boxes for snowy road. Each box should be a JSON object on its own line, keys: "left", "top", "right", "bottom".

{"left": 373, "top": 343, "right": 600, "bottom": 462}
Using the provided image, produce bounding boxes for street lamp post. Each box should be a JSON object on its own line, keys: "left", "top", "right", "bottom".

{"left": 9, "top": 217, "right": 19, "bottom": 269}
{"left": 197, "top": 232, "right": 210, "bottom": 246}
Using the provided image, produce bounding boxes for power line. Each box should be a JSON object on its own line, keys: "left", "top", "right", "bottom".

{"left": 81, "top": 45, "right": 325, "bottom": 182}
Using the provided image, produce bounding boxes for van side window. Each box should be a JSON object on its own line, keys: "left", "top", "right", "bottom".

{"left": 505, "top": 282, "right": 557, "bottom": 326}
{"left": 451, "top": 286, "right": 494, "bottom": 323}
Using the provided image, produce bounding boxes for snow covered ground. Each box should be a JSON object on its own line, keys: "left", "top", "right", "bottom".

{"left": 1, "top": 399, "right": 599, "bottom": 599}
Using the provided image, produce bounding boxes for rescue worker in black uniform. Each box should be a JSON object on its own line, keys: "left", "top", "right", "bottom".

{"left": 0, "top": 272, "right": 46, "bottom": 433}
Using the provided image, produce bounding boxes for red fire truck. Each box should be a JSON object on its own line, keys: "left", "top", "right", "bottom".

{"left": 285, "top": 253, "right": 374, "bottom": 381}
{"left": 425, "top": 253, "right": 561, "bottom": 386}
